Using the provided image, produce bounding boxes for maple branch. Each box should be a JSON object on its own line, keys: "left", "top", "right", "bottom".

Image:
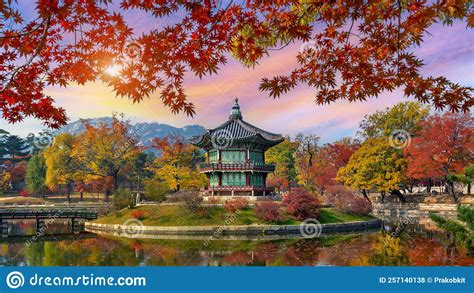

{"left": 0, "top": 18, "right": 45, "bottom": 39}
{"left": 346, "top": 18, "right": 355, "bottom": 45}
{"left": 1, "top": 16, "right": 51, "bottom": 93}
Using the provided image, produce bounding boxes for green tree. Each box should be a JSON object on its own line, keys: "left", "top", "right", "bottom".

{"left": 0, "top": 129, "right": 9, "bottom": 161}
{"left": 3, "top": 135, "right": 29, "bottom": 161}
{"left": 464, "top": 164, "right": 474, "bottom": 195}
{"left": 359, "top": 101, "right": 430, "bottom": 139}
{"left": 143, "top": 175, "right": 170, "bottom": 202}
{"left": 25, "top": 153, "right": 47, "bottom": 197}
{"left": 337, "top": 137, "right": 407, "bottom": 202}
{"left": 265, "top": 137, "right": 298, "bottom": 191}
{"left": 448, "top": 164, "right": 474, "bottom": 195}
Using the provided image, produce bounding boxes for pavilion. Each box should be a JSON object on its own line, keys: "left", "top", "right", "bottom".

{"left": 189, "top": 98, "right": 284, "bottom": 196}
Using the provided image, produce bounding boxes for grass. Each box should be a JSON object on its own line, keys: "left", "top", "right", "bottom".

{"left": 319, "top": 208, "right": 374, "bottom": 223}
{"left": 94, "top": 205, "right": 374, "bottom": 226}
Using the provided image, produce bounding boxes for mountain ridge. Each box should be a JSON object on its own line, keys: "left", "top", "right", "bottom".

{"left": 56, "top": 117, "right": 207, "bottom": 147}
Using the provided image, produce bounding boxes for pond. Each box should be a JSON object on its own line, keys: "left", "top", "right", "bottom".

{"left": 0, "top": 220, "right": 472, "bottom": 266}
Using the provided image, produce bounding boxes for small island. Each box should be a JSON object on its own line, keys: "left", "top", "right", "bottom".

{"left": 87, "top": 100, "right": 379, "bottom": 238}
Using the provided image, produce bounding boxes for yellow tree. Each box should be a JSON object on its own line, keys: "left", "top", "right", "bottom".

{"left": 150, "top": 135, "right": 206, "bottom": 192}
{"left": 72, "top": 116, "right": 139, "bottom": 200}
{"left": 44, "top": 133, "right": 78, "bottom": 202}
{"left": 337, "top": 137, "right": 407, "bottom": 202}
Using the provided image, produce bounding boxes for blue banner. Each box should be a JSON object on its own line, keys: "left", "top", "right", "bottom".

{"left": 0, "top": 267, "right": 472, "bottom": 293}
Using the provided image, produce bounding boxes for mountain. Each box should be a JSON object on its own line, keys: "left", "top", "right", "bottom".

{"left": 56, "top": 117, "right": 206, "bottom": 148}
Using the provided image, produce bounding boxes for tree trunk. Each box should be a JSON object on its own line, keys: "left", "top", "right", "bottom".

{"left": 447, "top": 182, "right": 457, "bottom": 202}
{"left": 80, "top": 191, "right": 83, "bottom": 202}
{"left": 380, "top": 191, "right": 385, "bottom": 203}
{"left": 113, "top": 173, "right": 119, "bottom": 192}
{"left": 105, "top": 189, "right": 111, "bottom": 202}
{"left": 390, "top": 190, "right": 406, "bottom": 203}
{"left": 137, "top": 173, "right": 141, "bottom": 193}
{"left": 360, "top": 189, "right": 371, "bottom": 202}
{"left": 427, "top": 178, "right": 432, "bottom": 193}
{"left": 468, "top": 183, "right": 471, "bottom": 195}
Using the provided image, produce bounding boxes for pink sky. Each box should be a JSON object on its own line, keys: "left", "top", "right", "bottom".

{"left": 1, "top": 7, "right": 473, "bottom": 143}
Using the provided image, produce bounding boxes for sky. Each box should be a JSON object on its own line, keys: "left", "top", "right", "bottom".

{"left": 1, "top": 4, "right": 473, "bottom": 143}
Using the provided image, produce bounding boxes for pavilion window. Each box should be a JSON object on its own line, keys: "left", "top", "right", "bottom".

{"left": 209, "top": 150, "right": 218, "bottom": 163}
{"left": 221, "top": 150, "right": 245, "bottom": 163}
{"left": 209, "top": 173, "right": 219, "bottom": 187}
{"left": 249, "top": 151, "right": 264, "bottom": 164}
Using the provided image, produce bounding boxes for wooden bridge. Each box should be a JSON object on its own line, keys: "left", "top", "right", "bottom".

{"left": 0, "top": 206, "right": 98, "bottom": 238}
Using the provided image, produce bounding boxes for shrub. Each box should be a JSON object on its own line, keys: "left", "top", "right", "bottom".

{"left": 282, "top": 188, "right": 320, "bottom": 221}
{"left": 143, "top": 176, "right": 170, "bottom": 202}
{"left": 206, "top": 197, "right": 221, "bottom": 204}
{"left": 176, "top": 190, "right": 203, "bottom": 211}
{"left": 19, "top": 189, "right": 29, "bottom": 197}
{"left": 254, "top": 201, "right": 286, "bottom": 223}
{"left": 130, "top": 209, "right": 146, "bottom": 220}
{"left": 112, "top": 188, "right": 134, "bottom": 210}
{"left": 224, "top": 198, "right": 249, "bottom": 213}
{"left": 328, "top": 185, "right": 372, "bottom": 215}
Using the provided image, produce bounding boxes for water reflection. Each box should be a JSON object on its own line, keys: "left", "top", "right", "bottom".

{"left": 1, "top": 229, "right": 472, "bottom": 266}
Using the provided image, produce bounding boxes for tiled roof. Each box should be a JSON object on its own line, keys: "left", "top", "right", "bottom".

{"left": 189, "top": 98, "right": 284, "bottom": 148}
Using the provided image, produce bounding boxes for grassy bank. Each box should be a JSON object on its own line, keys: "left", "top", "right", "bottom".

{"left": 93, "top": 205, "right": 374, "bottom": 226}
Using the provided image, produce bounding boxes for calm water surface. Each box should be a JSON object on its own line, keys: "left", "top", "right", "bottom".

{"left": 0, "top": 220, "right": 472, "bottom": 266}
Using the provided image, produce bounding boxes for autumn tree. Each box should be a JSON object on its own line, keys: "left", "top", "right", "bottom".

{"left": 25, "top": 153, "right": 47, "bottom": 197}
{"left": 44, "top": 133, "right": 78, "bottom": 202}
{"left": 2, "top": 1, "right": 472, "bottom": 128}
{"left": 265, "top": 137, "right": 298, "bottom": 191}
{"left": 337, "top": 137, "right": 407, "bottom": 202}
{"left": 312, "top": 137, "right": 360, "bottom": 195}
{"left": 295, "top": 133, "right": 320, "bottom": 189}
{"left": 73, "top": 116, "right": 139, "bottom": 200}
{"left": 150, "top": 134, "right": 206, "bottom": 192}
{"left": 404, "top": 113, "right": 473, "bottom": 200}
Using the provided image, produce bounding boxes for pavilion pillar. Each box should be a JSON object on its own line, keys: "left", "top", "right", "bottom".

{"left": 231, "top": 190, "right": 234, "bottom": 197}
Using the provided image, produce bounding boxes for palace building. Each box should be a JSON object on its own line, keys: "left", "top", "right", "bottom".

{"left": 189, "top": 98, "right": 284, "bottom": 196}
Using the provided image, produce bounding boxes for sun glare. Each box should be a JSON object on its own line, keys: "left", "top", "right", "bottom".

{"left": 105, "top": 64, "right": 122, "bottom": 77}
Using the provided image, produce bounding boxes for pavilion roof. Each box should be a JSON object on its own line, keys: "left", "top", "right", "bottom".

{"left": 189, "top": 98, "right": 284, "bottom": 149}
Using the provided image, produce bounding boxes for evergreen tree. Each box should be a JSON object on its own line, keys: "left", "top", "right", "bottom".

{"left": 0, "top": 129, "right": 9, "bottom": 162}
{"left": 4, "top": 135, "right": 29, "bottom": 161}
